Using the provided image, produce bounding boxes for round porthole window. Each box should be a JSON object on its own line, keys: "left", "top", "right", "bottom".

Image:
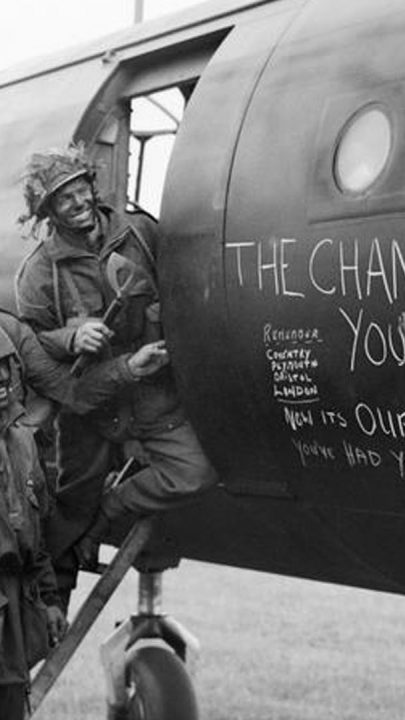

{"left": 334, "top": 107, "right": 392, "bottom": 194}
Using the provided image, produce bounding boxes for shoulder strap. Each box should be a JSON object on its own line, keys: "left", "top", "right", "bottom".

{"left": 15, "top": 240, "right": 45, "bottom": 308}
{"left": 132, "top": 226, "right": 156, "bottom": 274}
{"left": 40, "top": 237, "right": 87, "bottom": 324}
{"left": 37, "top": 235, "right": 81, "bottom": 326}
{"left": 58, "top": 265, "right": 87, "bottom": 319}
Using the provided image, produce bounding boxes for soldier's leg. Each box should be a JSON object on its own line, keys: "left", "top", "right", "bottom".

{"left": 0, "top": 577, "right": 30, "bottom": 720}
{"left": 76, "top": 420, "right": 217, "bottom": 569}
{"left": 102, "top": 419, "right": 217, "bottom": 518}
{"left": 0, "top": 684, "right": 26, "bottom": 720}
{"left": 45, "top": 416, "right": 115, "bottom": 607}
{"left": 56, "top": 413, "right": 113, "bottom": 497}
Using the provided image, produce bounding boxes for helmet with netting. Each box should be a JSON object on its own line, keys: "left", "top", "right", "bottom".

{"left": 21, "top": 143, "right": 95, "bottom": 222}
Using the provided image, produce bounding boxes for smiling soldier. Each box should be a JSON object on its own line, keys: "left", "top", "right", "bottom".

{"left": 16, "top": 144, "right": 216, "bottom": 610}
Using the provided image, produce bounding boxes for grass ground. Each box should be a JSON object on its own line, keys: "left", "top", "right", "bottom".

{"left": 35, "top": 558, "right": 405, "bottom": 720}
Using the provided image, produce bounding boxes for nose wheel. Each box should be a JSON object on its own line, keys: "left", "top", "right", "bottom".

{"left": 102, "top": 571, "right": 200, "bottom": 720}
{"left": 127, "top": 645, "right": 198, "bottom": 720}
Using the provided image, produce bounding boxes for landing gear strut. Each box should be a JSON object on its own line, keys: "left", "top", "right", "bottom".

{"left": 101, "top": 571, "right": 200, "bottom": 720}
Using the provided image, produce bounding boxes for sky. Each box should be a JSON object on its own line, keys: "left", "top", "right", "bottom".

{"left": 0, "top": 0, "right": 206, "bottom": 71}
{"left": 0, "top": 0, "right": 207, "bottom": 215}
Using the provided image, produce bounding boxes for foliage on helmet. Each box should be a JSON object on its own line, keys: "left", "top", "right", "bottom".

{"left": 19, "top": 142, "right": 95, "bottom": 226}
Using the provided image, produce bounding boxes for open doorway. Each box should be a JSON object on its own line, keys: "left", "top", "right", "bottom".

{"left": 126, "top": 83, "right": 196, "bottom": 217}
{"left": 127, "top": 88, "right": 183, "bottom": 217}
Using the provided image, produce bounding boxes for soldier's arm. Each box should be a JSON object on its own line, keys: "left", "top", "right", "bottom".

{"left": 34, "top": 326, "right": 77, "bottom": 360}
{"left": 1, "top": 313, "right": 137, "bottom": 414}
{"left": 126, "top": 211, "right": 161, "bottom": 283}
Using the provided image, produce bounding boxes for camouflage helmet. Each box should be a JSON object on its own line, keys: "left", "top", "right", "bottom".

{"left": 21, "top": 143, "right": 95, "bottom": 221}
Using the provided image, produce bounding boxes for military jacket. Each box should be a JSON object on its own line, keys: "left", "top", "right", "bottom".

{"left": 0, "top": 332, "right": 59, "bottom": 686}
{"left": 0, "top": 311, "right": 138, "bottom": 417}
{"left": 16, "top": 206, "right": 183, "bottom": 437}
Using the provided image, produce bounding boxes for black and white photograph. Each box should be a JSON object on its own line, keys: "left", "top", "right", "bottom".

{"left": 0, "top": 1, "right": 405, "bottom": 719}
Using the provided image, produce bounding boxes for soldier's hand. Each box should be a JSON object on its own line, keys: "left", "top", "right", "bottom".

{"left": 128, "top": 340, "right": 169, "bottom": 379}
{"left": 73, "top": 320, "right": 112, "bottom": 354}
{"left": 46, "top": 604, "right": 69, "bottom": 647}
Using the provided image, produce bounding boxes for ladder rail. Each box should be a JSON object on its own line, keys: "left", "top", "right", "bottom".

{"left": 28, "top": 518, "right": 153, "bottom": 717}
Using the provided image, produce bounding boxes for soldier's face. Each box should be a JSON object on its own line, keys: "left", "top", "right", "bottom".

{"left": 51, "top": 177, "right": 96, "bottom": 232}
{"left": 0, "top": 359, "right": 11, "bottom": 411}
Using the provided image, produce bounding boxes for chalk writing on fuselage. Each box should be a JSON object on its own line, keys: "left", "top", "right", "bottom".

{"left": 283, "top": 404, "right": 405, "bottom": 440}
{"left": 226, "top": 237, "right": 405, "bottom": 302}
{"left": 284, "top": 404, "right": 405, "bottom": 479}
{"left": 249, "top": 237, "right": 405, "bottom": 481}
{"left": 291, "top": 436, "right": 405, "bottom": 480}
{"left": 234, "top": 236, "right": 405, "bottom": 372}
{"left": 263, "top": 324, "right": 322, "bottom": 402}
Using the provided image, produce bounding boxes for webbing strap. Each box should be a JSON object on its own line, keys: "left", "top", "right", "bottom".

{"left": 57, "top": 265, "right": 88, "bottom": 320}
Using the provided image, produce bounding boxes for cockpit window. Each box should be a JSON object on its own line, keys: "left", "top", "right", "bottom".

{"left": 334, "top": 107, "right": 392, "bottom": 194}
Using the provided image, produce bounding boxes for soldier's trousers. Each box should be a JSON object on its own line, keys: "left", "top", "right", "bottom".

{"left": 45, "top": 419, "right": 217, "bottom": 609}
{"left": 0, "top": 684, "right": 26, "bottom": 720}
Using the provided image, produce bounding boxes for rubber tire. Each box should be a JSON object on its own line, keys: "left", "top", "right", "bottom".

{"left": 127, "top": 645, "right": 199, "bottom": 720}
